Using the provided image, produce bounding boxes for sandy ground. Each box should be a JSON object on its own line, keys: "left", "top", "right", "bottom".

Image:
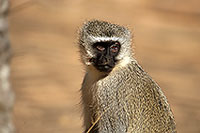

{"left": 8, "top": 0, "right": 200, "bottom": 133}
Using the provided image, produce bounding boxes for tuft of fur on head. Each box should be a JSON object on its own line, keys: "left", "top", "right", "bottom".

{"left": 78, "top": 20, "right": 134, "bottom": 68}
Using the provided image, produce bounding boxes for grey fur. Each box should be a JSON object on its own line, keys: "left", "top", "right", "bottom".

{"left": 79, "top": 20, "right": 176, "bottom": 133}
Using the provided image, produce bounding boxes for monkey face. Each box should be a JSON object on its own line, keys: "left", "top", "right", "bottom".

{"left": 90, "top": 41, "right": 121, "bottom": 72}
{"left": 79, "top": 20, "right": 133, "bottom": 68}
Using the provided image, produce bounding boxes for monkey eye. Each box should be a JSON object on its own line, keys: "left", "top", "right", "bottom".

{"left": 96, "top": 45, "right": 105, "bottom": 51}
{"left": 110, "top": 42, "right": 120, "bottom": 53}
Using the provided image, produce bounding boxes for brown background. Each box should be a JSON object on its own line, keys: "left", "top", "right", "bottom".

{"left": 8, "top": 0, "right": 200, "bottom": 133}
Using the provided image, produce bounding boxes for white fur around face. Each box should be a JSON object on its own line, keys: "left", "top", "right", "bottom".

{"left": 89, "top": 36, "right": 125, "bottom": 44}
{"left": 118, "top": 56, "right": 132, "bottom": 67}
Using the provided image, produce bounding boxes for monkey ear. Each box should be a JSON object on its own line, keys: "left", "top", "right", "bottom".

{"left": 80, "top": 52, "right": 93, "bottom": 66}
{"left": 85, "top": 58, "right": 92, "bottom": 66}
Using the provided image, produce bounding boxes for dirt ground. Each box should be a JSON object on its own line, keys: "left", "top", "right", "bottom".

{"left": 8, "top": 0, "right": 200, "bottom": 133}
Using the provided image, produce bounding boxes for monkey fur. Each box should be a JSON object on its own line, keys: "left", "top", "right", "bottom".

{"left": 79, "top": 20, "right": 176, "bottom": 133}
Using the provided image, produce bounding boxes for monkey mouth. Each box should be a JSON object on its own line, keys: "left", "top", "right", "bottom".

{"left": 96, "top": 65, "right": 113, "bottom": 72}
{"left": 90, "top": 57, "right": 115, "bottom": 72}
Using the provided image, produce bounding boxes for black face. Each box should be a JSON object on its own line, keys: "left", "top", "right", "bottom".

{"left": 90, "top": 41, "right": 121, "bottom": 72}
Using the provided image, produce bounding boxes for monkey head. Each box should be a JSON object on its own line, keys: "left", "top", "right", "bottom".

{"left": 79, "top": 20, "right": 133, "bottom": 72}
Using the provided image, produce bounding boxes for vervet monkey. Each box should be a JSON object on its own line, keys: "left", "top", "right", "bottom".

{"left": 78, "top": 20, "right": 176, "bottom": 133}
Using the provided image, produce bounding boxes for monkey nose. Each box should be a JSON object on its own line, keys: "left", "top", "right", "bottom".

{"left": 101, "top": 58, "right": 109, "bottom": 65}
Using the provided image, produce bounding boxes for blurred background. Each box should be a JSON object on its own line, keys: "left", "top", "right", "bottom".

{"left": 8, "top": 0, "right": 200, "bottom": 133}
